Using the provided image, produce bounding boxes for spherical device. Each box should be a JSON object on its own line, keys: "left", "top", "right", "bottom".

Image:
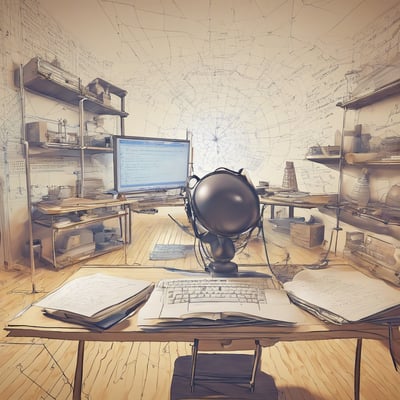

{"left": 191, "top": 169, "right": 260, "bottom": 237}
{"left": 186, "top": 168, "right": 261, "bottom": 275}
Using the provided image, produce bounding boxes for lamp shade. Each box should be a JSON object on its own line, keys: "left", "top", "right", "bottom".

{"left": 191, "top": 169, "right": 260, "bottom": 237}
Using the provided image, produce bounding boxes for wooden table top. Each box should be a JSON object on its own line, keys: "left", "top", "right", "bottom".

{"left": 6, "top": 265, "right": 398, "bottom": 357}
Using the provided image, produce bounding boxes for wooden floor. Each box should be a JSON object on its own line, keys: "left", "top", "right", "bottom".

{"left": 1, "top": 207, "right": 399, "bottom": 399}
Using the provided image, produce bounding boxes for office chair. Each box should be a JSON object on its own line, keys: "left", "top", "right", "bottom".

{"left": 184, "top": 167, "right": 262, "bottom": 275}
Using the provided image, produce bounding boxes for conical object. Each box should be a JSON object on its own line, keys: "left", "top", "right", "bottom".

{"left": 282, "top": 161, "right": 298, "bottom": 191}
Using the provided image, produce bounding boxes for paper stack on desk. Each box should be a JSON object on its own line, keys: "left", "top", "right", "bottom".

{"left": 137, "top": 277, "right": 307, "bottom": 329}
{"left": 283, "top": 266, "right": 400, "bottom": 324}
{"left": 34, "top": 273, "right": 154, "bottom": 330}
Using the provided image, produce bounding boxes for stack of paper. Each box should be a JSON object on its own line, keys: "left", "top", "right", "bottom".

{"left": 137, "top": 277, "right": 308, "bottom": 329}
{"left": 283, "top": 266, "right": 400, "bottom": 324}
{"left": 35, "top": 273, "right": 154, "bottom": 330}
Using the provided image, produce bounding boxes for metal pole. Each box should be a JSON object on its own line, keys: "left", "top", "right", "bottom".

{"left": 19, "top": 64, "right": 37, "bottom": 293}
{"left": 79, "top": 98, "right": 86, "bottom": 198}
{"left": 354, "top": 338, "right": 362, "bottom": 400}
{"left": 333, "top": 106, "right": 348, "bottom": 254}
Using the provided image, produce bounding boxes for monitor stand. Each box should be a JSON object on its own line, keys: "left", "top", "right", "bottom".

{"left": 207, "top": 261, "right": 238, "bottom": 276}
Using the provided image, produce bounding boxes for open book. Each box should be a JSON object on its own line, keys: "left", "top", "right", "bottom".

{"left": 34, "top": 273, "right": 154, "bottom": 330}
{"left": 137, "top": 277, "right": 307, "bottom": 329}
{"left": 283, "top": 266, "right": 400, "bottom": 324}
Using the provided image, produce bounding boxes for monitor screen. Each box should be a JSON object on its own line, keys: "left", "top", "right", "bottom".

{"left": 113, "top": 135, "right": 191, "bottom": 194}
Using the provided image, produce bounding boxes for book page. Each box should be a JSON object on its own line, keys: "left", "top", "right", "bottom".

{"left": 34, "top": 273, "right": 153, "bottom": 318}
{"left": 283, "top": 266, "right": 400, "bottom": 322}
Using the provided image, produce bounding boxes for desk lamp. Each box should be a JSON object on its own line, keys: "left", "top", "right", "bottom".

{"left": 185, "top": 167, "right": 261, "bottom": 275}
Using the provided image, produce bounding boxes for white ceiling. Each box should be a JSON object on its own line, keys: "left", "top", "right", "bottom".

{"left": 35, "top": 0, "right": 400, "bottom": 179}
{"left": 38, "top": 0, "right": 400, "bottom": 64}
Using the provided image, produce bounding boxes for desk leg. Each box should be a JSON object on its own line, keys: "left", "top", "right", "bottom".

{"left": 73, "top": 340, "right": 85, "bottom": 400}
{"left": 354, "top": 338, "right": 362, "bottom": 400}
{"left": 249, "top": 340, "right": 262, "bottom": 392}
{"left": 270, "top": 205, "right": 275, "bottom": 219}
{"left": 190, "top": 338, "right": 199, "bottom": 392}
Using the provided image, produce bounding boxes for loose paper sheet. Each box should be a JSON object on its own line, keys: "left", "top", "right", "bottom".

{"left": 283, "top": 266, "right": 400, "bottom": 322}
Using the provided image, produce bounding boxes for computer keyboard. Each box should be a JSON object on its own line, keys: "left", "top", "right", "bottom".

{"left": 160, "top": 278, "right": 268, "bottom": 305}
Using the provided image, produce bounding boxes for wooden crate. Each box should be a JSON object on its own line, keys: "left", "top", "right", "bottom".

{"left": 290, "top": 223, "right": 324, "bottom": 248}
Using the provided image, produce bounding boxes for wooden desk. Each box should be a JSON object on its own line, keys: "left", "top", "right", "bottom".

{"left": 33, "top": 198, "right": 133, "bottom": 268}
{"left": 5, "top": 266, "right": 400, "bottom": 400}
{"left": 260, "top": 194, "right": 337, "bottom": 218}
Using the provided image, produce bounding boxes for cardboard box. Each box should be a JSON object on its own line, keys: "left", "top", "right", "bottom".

{"left": 290, "top": 223, "right": 324, "bottom": 248}
{"left": 25, "top": 121, "right": 48, "bottom": 143}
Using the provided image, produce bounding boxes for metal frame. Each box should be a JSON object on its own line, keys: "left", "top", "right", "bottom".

{"left": 190, "top": 338, "right": 262, "bottom": 392}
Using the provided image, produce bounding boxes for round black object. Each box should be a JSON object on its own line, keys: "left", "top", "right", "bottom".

{"left": 191, "top": 170, "right": 260, "bottom": 236}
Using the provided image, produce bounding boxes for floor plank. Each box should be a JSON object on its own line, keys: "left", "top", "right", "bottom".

{"left": 1, "top": 207, "right": 399, "bottom": 399}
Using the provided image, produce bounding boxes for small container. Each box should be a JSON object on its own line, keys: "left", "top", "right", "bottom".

{"left": 386, "top": 184, "right": 400, "bottom": 208}
{"left": 380, "top": 136, "right": 400, "bottom": 153}
{"left": 350, "top": 168, "right": 370, "bottom": 207}
{"left": 47, "top": 185, "right": 60, "bottom": 200}
{"left": 59, "top": 185, "right": 73, "bottom": 199}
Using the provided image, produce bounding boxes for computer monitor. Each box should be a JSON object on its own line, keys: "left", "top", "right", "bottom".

{"left": 113, "top": 135, "right": 191, "bottom": 195}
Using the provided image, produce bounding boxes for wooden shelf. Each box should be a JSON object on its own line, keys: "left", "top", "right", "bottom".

{"left": 15, "top": 57, "right": 128, "bottom": 117}
{"left": 32, "top": 199, "right": 131, "bottom": 268}
{"left": 27, "top": 143, "right": 113, "bottom": 157}
{"left": 320, "top": 204, "right": 400, "bottom": 240}
{"left": 347, "top": 160, "right": 400, "bottom": 166}
{"left": 305, "top": 155, "right": 341, "bottom": 168}
{"left": 337, "top": 79, "right": 400, "bottom": 110}
{"left": 307, "top": 152, "right": 400, "bottom": 168}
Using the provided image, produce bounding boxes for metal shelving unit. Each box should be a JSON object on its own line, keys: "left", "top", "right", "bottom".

{"left": 16, "top": 57, "right": 129, "bottom": 275}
